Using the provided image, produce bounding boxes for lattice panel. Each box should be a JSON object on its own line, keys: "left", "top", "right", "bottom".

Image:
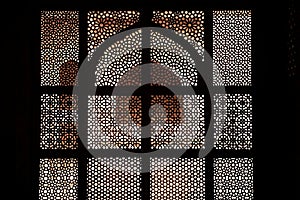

{"left": 87, "top": 157, "right": 141, "bottom": 200}
{"left": 40, "top": 94, "right": 78, "bottom": 149}
{"left": 213, "top": 10, "right": 251, "bottom": 86}
{"left": 88, "top": 95, "right": 142, "bottom": 149}
{"left": 88, "top": 11, "right": 140, "bottom": 59}
{"left": 41, "top": 11, "right": 79, "bottom": 86}
{"left": 214, "top": 158, "right": 253, "bottom": 200}
{"left": 153, "top": 11, "right": 204, "bottom": 60}
{"left": 151, "top": 95, "right": 205, "bottom": 149}
{"left": 151, "top": 158, "right": 205, "bottom": 200}
{"left": 39, "top": 158, "right": 78, "bottom": 200}
{"left": 214, "top": 94, "right": 252, "bottom": 150}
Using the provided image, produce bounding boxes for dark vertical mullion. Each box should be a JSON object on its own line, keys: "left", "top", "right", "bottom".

{"left": 78, "top": 9, "right": 88, "bottom": 200}
{"left": 204, "top": 10, "right": 213, "bottom": 61}
{"left": 205, "top": 155, "right": 214, "bottom": 200}
{"left": 141, "top": 9, "right": 153, "bottom": 149}
{"left": 251, "top": 5, "right": 264, "bottom": 199}
{"left": 203, "top": 9, "right": 214, "bottom": 200}
{"left": 203, "top": 8, "right": 214, "bottom": 136}
{"left": 35, "top": 8, "right": 43, "bottom": 200}
{"left": 79, "top": 10, "right": 88, "bottom": 67}
{"left": 78, "top": 143, "right": 88, "bottom": 200}
{"left": 140, "top": 9, "right": 153, "bottom": 200}
{"left": 141, "top": 161, "right": 151, "bottom": 200}
{"left": 250, "top": 7, "right": 258, "bottom": 200}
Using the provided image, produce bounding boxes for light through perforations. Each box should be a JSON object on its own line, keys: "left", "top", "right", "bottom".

{"left": 88, "top": 11, "right": 140, "bottom": 59}
{"left": 214, "top": 158, "right": 253, "bottom": 200}
{"left": 41, "top": 11, "right": 79, "bottom": 86}
{"left": 117, "top": 65, "right": 142, "bottom": 86}
{"left": 150, "top": 65, "right": 182, "bottom": 86}
{"left": 150, "top": 31, "right": 198, "bottom": 86}
{"left": 40, "top": 94, "right": 78, "bottom": 149}
{"left": 151, "top": 95, "right": 204, "bottom": 149}
{"left": 95, "top": 30, "right": 142, "bottom": 86}
{"left": 88, "top": 95, "right": 141, "bottom": 149}
{"left": 213, "top": 10, "right": 251, "bottom": 86}
{"left": 39, "top": 158, "right": 78, "bottom": 200}
{"left": 153, "top": 11, "right": 204, "bottom": 59}
{"left": 214, "top": 94, "right": 252, "bottom": 150}
{"left": 87, "top": 157, "right": 141, "bottom": 200}
{"left": 150, "top": 158, "right": 205, "bottom": 200}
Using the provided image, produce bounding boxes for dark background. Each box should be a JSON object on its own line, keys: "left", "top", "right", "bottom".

{"left": 16, "top": 0, "right": 299, "bottom": 199}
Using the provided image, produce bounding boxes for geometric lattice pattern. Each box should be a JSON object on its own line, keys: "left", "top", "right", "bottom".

{"left": 153, "top": 11, "right": 205, "bottom": 59}
{"left": 87, "top": 11, "right": 140, "bottom": 59}
{"left": 41, "top": 11, "right": 79, "bottom": 86}
{"left": 88, "top": 95, "right": 141, "bottom": 149}
{"left": 150, "top": 158, "right": 205, "bottom": 200}
{"left": 117, "top": 65, "right": 142, "bottom": 86}
{"left": 40, "top": 94, "right": 78, "bottom": 149}
{"left": 151, "top": 95, "right": 205, "bottom": 149}
{"left": 214, "top": 158, "right": 253, "bottom": 200}
{"left": 39, "top": 158, "right": 78, "bottom": 200}
{"left": 87, "top": 157, "right": 141, "bottom": 200}
{"left": 213, "top": 10, "right": 251, "bottom": 86}
{"left": 150, "top": 31, "right": 198, "bottom": 86}
{"left": 95, "top": 30, "right": 142, "bottom": 86}
{"left": 214, "top": 94, "right": 252, "bottom": 150}
{"left": 150, "top": 64, "right": 183, "bottom": 86}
